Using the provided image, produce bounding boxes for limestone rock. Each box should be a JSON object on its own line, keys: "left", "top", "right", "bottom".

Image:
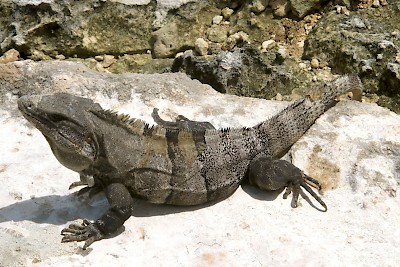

{"left": 0, "top": 0, "right": 219, "bottom": 59}
{"left": 151, "top": 23, "right": 180, "bottom": 58}
{"left": 0, "top": 60, "right": 399, "bottom": 265}
{"left": 303, "top": 2, "right": 400, "bottom": 112}
{"left": 0, "top": 49, "right": 20, "bottom": 64}
{"left": 269, "top": 0, "right": 291, "bottom": 17}
{"left": 289, "top": 0, "right": 327, "bottom": 19}
{"left": 221, "top": 7, "right": 234, "bottom": 19}
{"left": 171, "top": 45, "right": 313, "bottom": 99}
{"left": 194, "top": 38, "right": 209, "bottom": 56}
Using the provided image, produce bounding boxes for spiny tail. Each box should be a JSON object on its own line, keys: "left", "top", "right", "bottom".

{"left": 256, "top": 74, "right": 363, "bottom": 158}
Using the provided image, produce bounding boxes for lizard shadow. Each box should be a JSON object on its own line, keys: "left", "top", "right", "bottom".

{"left": 0, "top": 190, "right": 238, "bottom": 225}
{"left": 0, "top": 194, "right": 107, "bottom": 226}
{"left": 0, "top": 184, "right": 324, "bottom": 227}
{"left": 240, "top": 183, "right": 283, "bottom": 202}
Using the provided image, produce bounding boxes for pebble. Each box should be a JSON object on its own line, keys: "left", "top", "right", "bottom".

{"left": 194, "top": 38, "right": 209, "bottom": 56}
{"left": 221, "top": 7, "right": 234, "bottom": 19}
{"left": 250, "top": 0, "right": 267, "bottom": 13}
{"left": 351, "top": 17, "right": 366, "bottom": 28}
{"left": 261, "top": 40, "right": 276, "bottom": 50}
{"left": 102, "top": 55, "right": 116, "bottom": 68}
{"left": 299, "top": 62, "right": 307, "bottom": 69}
{"left": 95, "top": 55, "right": 104, "bottom": 61}
{"left": 270, "top": 0, "right": 290, "bottom": 17}
{"left": 55, "top": 54, "right": 65, "bottom": 60}
{"left": 212, "top": 15, "right": 223, "bottom": 25}
{"left": 0, "top": 49, "right": 20, "bottom": 64}
{"left": 372, "top": 0, "right": 380, "bottom": 7}
{"left": 311, "top": 58, "right": 319, "bottom": 69}
{"left": 275, "top": 93, "right": 283, "bottom": 101}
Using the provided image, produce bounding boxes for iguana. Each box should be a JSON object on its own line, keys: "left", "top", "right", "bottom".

{"left": 17, "top": 74, "right": 363, "bottom": 249}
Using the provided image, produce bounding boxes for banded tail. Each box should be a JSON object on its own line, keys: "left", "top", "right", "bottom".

{"left": 256, "top": 74, "right": 363, "bottom": 158}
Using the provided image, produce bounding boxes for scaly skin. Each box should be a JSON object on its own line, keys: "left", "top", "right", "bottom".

{"left": 17, "top": 74, "right": 363, "bottom": 249}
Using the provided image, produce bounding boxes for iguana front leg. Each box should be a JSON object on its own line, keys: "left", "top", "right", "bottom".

{"left": 68, "top": 174, "right": 103, "bottom": 199}
{"left": 61, "top": 183, "right": 134, "bottom": 249}
{"left": 69, "top": 174, "right": 95, "bottom": 189}
{"left": 247, "top": 155, "right": 327, "bottom": 211}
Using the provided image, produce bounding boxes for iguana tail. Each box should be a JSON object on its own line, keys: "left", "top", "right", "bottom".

{"left": 256, "top": 74, "right": 363, "bottom": 158}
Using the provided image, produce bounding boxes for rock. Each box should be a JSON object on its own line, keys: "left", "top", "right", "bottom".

{"left": 221, "top": 7, "right": 234, "bottom": 19}
{"left": 350, "top": 17, "right": 366, "bottom": 28}
{"left": 0, "top": 60, "right": 399, "bottom": 266}
{"left": 0, "top": 1, "right": 219, "bottom": 58}
{"left": 206, "top": 25, "right": 229, "bottom": 43}
{"left": 151, "top": 23, "right": 180, "bottom": 58}
{"left": 105, "top": 54, "right": 174, "bottom": 74}
{"left": 0, "top": 49, "right": 20, "bottom": 64}
{"left": 261, "top": 39, "right": 276, "bottom": 50}
{"left": 226, "top": 31, "right": 250, "bottom": 49}
{"left": 249, "top": 0, "right": 268, "bottom": 13}
{"left": 372, "top": 0, "right": 381, "bottom": 8}
{"left": 102, "top": 55, "right": 117, "bottom": 68}
{"left": 212, "top": 15, "right": 223, "bottom": 25}
{"left": 55, "top": 54, "right": 66, "bottom": 60}
{"left": 194, "top": 38, "right": 209, "bottom": 56}
{"left": 208, "top": 42, "right": 222, "bottom": 54}
{"left": 172, "top": 45, "right": 313, "bottom": 99}
{"left": 269, "top": 0, "right": 291, "bottom": 17}
{"left": 95, "top": 55, "right": 104, "bottom": 61}
{"left": 289, "top": 0, "right": 326, "bottom": 19}
{"left": 303, "top": 2, "right": 400, "bottom": 112}
{"left": 310, "top": 58, "right": 319, "bottom": 69}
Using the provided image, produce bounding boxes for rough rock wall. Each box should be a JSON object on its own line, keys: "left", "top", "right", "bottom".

{"left": 1, "top": 0, "right": 400, "bottom": 111}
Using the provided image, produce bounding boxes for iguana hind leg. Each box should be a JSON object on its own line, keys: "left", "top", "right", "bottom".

{"left": 61, "top": 183, "right": 134, "bottom": 249}
{"left": 247, "top": 156, "right": 327, "bottom": 211}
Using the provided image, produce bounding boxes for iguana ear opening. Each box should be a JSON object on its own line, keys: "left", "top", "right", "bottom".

{"left": 82, "top": 132, "right": 99, "bottom": 161}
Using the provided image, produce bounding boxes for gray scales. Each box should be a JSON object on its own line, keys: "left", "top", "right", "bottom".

{"left": 17, "top": 74, "right": 363, "bottom": 249}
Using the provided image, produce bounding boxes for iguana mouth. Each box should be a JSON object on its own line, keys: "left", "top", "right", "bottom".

{"left": 19, "top": 98, "right": 70, "bottom": 136}
{"left": 17, "top": 97, "right": 93, "bottom": 152}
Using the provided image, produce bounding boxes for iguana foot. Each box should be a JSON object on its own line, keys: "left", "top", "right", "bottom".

{"left": 61, "top": 219, "right": 104, "bottom": 249}
{"left": 282, "top": 173, "right": 327, "bottom": 211}
{"left": 248, "top": 157, "right": 327, "bottom": 211}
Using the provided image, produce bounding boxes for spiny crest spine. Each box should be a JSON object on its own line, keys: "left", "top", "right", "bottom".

{"left": 91, "top": 109, "right": 253, "bottom": 139}
{"left": 91, "top": 109, "right": 166, "bottom": 136}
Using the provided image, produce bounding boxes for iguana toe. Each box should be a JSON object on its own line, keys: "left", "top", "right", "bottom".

{"left": 61, "top": 219, "right": 104, "bottom": 249}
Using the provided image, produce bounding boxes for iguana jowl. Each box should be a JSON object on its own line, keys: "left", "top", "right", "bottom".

{"left": 17, "top": 74, "right": 363, "bottom": 249}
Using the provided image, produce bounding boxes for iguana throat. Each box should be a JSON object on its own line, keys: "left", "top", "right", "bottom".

{"left": 18, "top": 94, "right": 99, "bottom": 172}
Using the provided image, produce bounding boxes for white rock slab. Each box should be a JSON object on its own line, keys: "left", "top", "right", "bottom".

{"left": 0, "top": 61, "right": 399, "bottom": 266}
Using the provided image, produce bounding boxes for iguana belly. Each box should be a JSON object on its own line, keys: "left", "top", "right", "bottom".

{"left": 129, "top": 162, "right": 248, "bottom": 206}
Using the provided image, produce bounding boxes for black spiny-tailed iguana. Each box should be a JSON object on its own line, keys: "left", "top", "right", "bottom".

{"left": 17, "top": 74, "right": 363, "bottom": 249}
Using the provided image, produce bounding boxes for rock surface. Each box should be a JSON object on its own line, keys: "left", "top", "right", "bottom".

{"left": 303, "top": 1, "right": 400, "bottom": 112}
{"left": 2, "top": 0, "right": 399, "bottom": 112}
{"left": 0, "top": 0, "right": 218, "bottom": 58}
{"left": 171, "top": 45, "right": 313, "bottom": 99}
{"left": 0, "top": 60, "right": 399, "bottom": 266}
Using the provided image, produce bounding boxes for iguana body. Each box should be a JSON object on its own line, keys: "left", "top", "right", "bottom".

{"left": 17, "top": 74, "right": 363, "bottom": 249}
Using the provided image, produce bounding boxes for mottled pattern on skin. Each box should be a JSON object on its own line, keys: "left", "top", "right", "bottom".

{"left": 17, "top": 74, "right": 363, "bottom": 249}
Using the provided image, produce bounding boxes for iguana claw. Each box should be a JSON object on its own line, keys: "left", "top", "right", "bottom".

{"left": 61, "top": 219, "right": 104, "bottom": 250}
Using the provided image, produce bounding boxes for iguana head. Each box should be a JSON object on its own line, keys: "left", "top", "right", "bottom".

{"left": 18, "top": 93, "right": 102, "bottom": 172}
